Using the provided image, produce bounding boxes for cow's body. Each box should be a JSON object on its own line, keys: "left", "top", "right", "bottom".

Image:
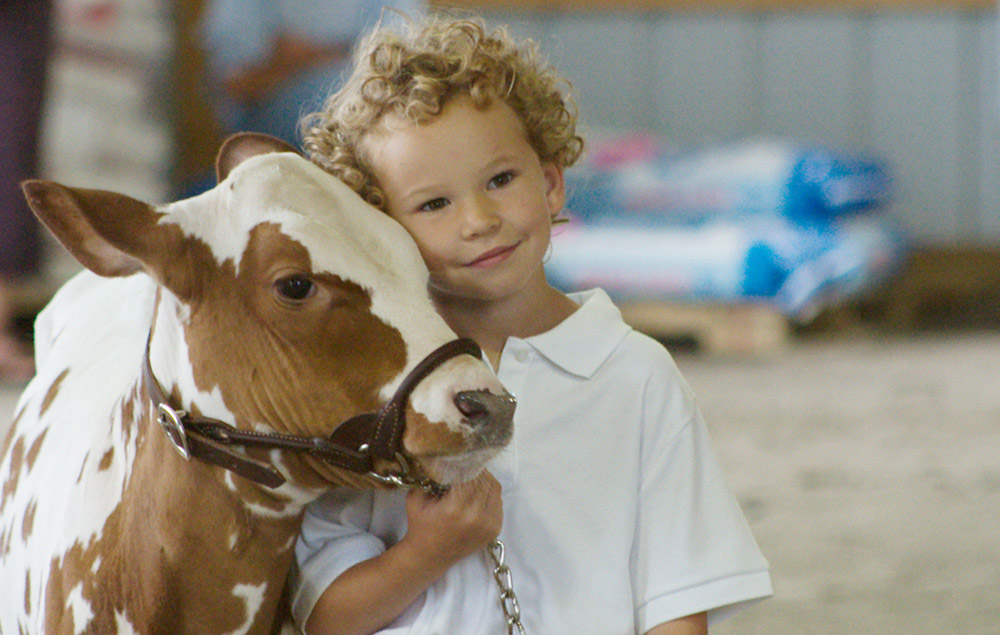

{"left": 0, "top": 134, "right": 512, "bottom": 634}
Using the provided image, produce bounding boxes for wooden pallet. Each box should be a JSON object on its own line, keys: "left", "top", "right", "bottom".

{"left": 879, "top": 247, "right": 1000, "bottom": 330}
{"left": 618, "top": 301, "right": 789, "bottom": 356}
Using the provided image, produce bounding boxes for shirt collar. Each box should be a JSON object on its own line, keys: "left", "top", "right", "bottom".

{"left": 516, "top": 288, "right": 632, "bottom": 379}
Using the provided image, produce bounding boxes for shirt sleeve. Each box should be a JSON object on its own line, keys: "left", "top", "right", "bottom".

{"left": 631, "top": 354, "right": 772, "bottom": 632}
{"left": 290, "top": 488, "right": 388, "bottom": 628}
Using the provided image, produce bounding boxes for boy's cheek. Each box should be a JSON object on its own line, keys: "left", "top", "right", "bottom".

{"left": 407, "top": 234, "right": 446, "bottom": 268}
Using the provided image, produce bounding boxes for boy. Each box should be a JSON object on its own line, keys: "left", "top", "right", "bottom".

{"left": 292, "top": 15, "right": 772, "bottom": 634}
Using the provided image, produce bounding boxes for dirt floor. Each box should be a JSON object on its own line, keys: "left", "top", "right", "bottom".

{"left": 675, "top": 330, "right": 1000, "bottom": 634}
{"left": 2, "top": 330, "right": 998, "bottom": 633}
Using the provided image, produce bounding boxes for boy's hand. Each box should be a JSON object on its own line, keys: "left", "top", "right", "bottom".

{"left": 303, "top": 472, "right": 502, "bottom": 635}
{"left": 401, "top": 470, "right": 503, "bottom": 567}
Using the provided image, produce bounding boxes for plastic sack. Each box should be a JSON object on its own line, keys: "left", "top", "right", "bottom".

{"left": 565, "top": 136, "right": 891, "bottom": 227}
{"left": 545, "top": 216, "right": 906, "bottom": 321}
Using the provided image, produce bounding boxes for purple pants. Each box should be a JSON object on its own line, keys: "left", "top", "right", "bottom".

{"left": 0, "top": 0, "right": 53, "bottom": 279}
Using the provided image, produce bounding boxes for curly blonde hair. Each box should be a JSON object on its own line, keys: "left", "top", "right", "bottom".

{"left": 300, "top": 14, "right": 584, "bottom": 211}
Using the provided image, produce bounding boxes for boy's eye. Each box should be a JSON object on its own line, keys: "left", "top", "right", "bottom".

{"left": 488, "top": 171, "right": 515, "bottom": 189}
{"left": 418, "top": 197, "right": 449, "bottom": 212}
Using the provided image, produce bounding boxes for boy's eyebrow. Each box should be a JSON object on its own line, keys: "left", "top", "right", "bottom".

{"left": 484, "top": 154, "right": 518, "bottom": 171}
{"left": 403, "top": 183, "right": 444, "bottom": 196}
{"left": 396, "top": 182, "right": 446, "bottom": 204}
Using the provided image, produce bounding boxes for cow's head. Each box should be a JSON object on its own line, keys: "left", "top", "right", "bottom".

{"left": 21, "top": 133, "right": 513, "bottom": 492}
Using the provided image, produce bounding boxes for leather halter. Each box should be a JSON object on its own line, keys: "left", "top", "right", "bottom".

{"left": 144, "top": 337, "right": 483, "bottom": 491}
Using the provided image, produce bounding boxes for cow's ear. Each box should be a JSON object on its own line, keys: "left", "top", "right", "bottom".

{"left": 21, "top": 180, "right": 155, "bottom": 278}
{"left": 216, "top": 132, "right": 299, "bottom": 183}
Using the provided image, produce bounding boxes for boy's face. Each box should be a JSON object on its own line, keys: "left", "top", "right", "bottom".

{"left": 364, "top": 96, "right": 565, "bottom": 307}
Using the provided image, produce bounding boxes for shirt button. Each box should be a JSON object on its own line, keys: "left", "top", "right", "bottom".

{"left": 514, "top": 350, "right": 530, "bottom": 364}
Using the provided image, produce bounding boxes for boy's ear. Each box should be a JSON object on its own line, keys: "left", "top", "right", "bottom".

{"left": 216, "top": 132, "right": 300, "bottom": 182}
{"left": 542, "top": 163, "right": 566, "bottom": 218}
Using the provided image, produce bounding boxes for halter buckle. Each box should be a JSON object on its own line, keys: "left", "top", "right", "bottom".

{"left": 158, "top": 403, "right": 192, "bottom": 461}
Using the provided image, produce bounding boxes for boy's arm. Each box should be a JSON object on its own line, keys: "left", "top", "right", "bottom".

{"left": 303, "top": 472, "right": 503, "bottom": 635}
{"left": 303, "top": 538, "right": 450, "bottom": 635}
{"left": 645, "top": 612, "right": 708, "bottom": 635}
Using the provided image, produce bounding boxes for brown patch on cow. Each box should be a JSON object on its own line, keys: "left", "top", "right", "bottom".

{"left": 120, "top": 392, "right": 135, "bottom": 446}
{"left": 97, "top": 448, "right": 114, "bottom": 472}
{"left": 39, "top": 368, "right": 70, "bottom": 418}
{"left": 76, "top": 451, "right": 89, "bottom": 484}
{"left": 25, "top": 429, "right": 47, "bottom": 472}
{"left": 401, "top": 404, "right": 468, "bottom": 458}
{"left": 180, "top": 223, "right": 409, "bottom": 489}
{"left": 25, "top": 570, "right": 31, "bottom": 615}
{"left": 39, "top": 422, "right": 306, "bottom": 634}
{"left": 0, "top": 436, "right": 25, "bottom": 516}
{"left": 1, "top": 403, "right": 27, "bottom": 463}
{"left": 44, "top": 539, "right": 104, "bottom": 635}
{"left": 22, "top": 498, "right": 37, "bottom": 541}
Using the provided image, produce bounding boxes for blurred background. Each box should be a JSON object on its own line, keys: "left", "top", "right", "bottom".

{"left": 2, "top": 0, "right": 999, "bottom": 632}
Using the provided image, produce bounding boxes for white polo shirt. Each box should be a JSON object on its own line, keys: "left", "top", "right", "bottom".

{"left": 292, "top": 289, "right": 772, "bottom": 633}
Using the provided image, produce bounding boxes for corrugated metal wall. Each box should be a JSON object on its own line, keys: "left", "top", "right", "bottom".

{"left": 481, "top": 8, "right": 1000, "bottom": 246}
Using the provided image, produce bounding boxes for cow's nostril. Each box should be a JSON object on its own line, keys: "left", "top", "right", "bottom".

{"left": 453, "top": 389, "right": 515, "bottom": 445}
{"left": 454, "top": 390, "right": 491, "bottom": 422}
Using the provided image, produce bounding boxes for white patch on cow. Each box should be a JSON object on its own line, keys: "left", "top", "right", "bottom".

{"left": 228, "top": 532, "right": 239, "bottom": 551}
{"left": 279, "top": 532, "right": 297, "bottom": 553}
{"left": 265, "top": 450, "right": 324, "bottom": 508}
{"left": 0, "top": 273, "right": 155, "bottom": 635}
{"left": 406, "top": 355, "right": 506, "bottom": 433}
{"left": 156, "top": 177, "right": 259, "bottom": 276}
{"left": 91, "top": 556, "right": 101, "bottom": 574}
{"left": 150, "top": 298, "right": 231, "bottom": 426}
{"left": 174, "top": 297, "right": 191, "bottom": 324}
{"left": 222, "top": 452, "right": 299, "bottom": 519}
{"left": 115, "top": 610, "right": 137, "bottom": 634}
{"left": 224, "top": 471, "right": 239, "bottom": 494}
{"left": 423, "top": 447, "right": 502, "bottom": 485}
{"left": 66, "top": 583, "right": 95, "bottom": 634}
{"left": 227, "top": 582, "right": 267, "bottom": 635}
{"left": 242, "top": 499, "right": 299, "bottom": 520}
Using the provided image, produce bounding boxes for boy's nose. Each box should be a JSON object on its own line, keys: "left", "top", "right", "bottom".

{"left": 461, "top": 195, "right": 501, "bottom": 238}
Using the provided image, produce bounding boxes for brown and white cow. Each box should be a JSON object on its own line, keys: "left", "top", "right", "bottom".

{"left": 0, "top": 133, "right": 513, "bottom": 634}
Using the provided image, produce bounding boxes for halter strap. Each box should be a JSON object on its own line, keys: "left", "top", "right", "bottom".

{"left": 144, "top": 337, "right": 483, "bottom": 489}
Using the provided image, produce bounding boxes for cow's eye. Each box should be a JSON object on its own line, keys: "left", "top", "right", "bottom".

{"left": 275, "top": 275, "right": 315, "bottom": 301}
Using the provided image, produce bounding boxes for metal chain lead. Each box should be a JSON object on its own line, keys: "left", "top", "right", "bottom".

{"left": 489, "top": 540, "right": 526, "bottom": 635}
{"left": 408, "top": 482, "right": 525, "bottom": 633}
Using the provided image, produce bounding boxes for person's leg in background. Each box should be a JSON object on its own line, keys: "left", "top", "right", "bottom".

{"left": 0, "top": 0, "right": 54, "bottom": 381}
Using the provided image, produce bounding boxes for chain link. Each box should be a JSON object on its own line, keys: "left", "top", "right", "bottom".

{"left": 489, "top": 540, "right": 526, "bottom": 635}
{"left": 406, "top": 482, "right": 526, "bottom": 632}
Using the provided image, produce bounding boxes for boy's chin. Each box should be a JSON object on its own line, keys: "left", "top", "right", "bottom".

{"left": 420, "top": 447, "right": 502, "bottom": 485}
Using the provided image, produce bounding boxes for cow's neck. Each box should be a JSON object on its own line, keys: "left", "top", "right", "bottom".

{"left": 114, "top": 401, "right": 304, "bottom": 632}
{"left": 114, "top": 308, "right": 306, "bottom": 632}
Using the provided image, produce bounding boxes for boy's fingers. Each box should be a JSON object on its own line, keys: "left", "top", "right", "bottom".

{"left": 450, "top": 472, "right": 498, "bottom": 501}
{"left": 405, "top": 486, "right": 441, "bottom": 513}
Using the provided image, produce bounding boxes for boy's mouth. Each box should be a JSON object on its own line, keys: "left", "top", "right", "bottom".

{"left": 466, "top": 242, "right": 519, "bottom": 268}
